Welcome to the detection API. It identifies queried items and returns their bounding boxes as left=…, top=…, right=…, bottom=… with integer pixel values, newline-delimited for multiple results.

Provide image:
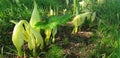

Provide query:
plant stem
left=73, top=0, right=77, bottom=15
left=33, top=49, right=37, bottom=57
left=72, top=26, right=78, bottom=34
left=18, top=50, right=22, bottom=58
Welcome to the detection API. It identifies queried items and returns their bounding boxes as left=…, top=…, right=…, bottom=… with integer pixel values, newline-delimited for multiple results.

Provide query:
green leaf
left=56, top=14, right=72, bottom=25
left=91, top=12, right=96, bottom=22
left=35, top=14, right=72, bottom=29
left=35, top=21, right=50, bottom=29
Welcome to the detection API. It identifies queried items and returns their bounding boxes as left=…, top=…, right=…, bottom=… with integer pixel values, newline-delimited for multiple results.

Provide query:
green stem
left=52, top=37, right=55, bottom=43
left=33, top=49, right=37, bottom=57
left=18, top=50, right=22, bottom=58
left=73, top=0, right=77, bottom=14
left=118, top=32, right=120, bottom=57
left=45, top=38, right=50, bottom=45
left=72, top=26, right=78, bottom=34
left=52, top=28, right=57, bottom=43
left=75, top=26, right=78, bottom=33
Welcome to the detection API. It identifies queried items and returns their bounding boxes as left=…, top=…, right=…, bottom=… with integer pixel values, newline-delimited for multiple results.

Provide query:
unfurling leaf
left=12, top=20, right=44, bottom=57
left=30, top=0, right=41, bottom=31
left=49, top=9, right=55, bottom=16
left=45, top=29, right=52, bottom=45
left=52, top=28, right=57, bottom=43
left=12, top=20, right=25, bottom=57
left=72, top=12, right=90, bottom=34
left=31, top=27, right=44, bottom=49
left=25, top=20, right=44, bottom=50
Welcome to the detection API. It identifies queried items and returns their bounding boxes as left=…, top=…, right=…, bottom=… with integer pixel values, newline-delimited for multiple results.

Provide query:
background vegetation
left=0, top=0, right=120, bottom=58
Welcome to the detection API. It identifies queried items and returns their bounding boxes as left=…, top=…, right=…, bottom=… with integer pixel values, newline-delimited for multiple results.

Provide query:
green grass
left=90, top=0, right=120, bottom=58
left=46, top=45, right=63, bottom=58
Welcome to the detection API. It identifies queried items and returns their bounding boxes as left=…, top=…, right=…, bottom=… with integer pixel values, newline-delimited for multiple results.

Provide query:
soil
left=55, top=26, right=96, bottom=58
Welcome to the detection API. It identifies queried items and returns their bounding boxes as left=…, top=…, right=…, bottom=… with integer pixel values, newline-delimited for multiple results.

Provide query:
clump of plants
left=12, top=1, right=43, bottom=57
left=12, top=0, right=72, bottom=57
left=10, top=0, right=120, bottom=58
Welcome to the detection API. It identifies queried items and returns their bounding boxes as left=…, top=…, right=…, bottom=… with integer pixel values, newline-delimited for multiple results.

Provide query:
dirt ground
left=55, top=26, right=96, bottom=58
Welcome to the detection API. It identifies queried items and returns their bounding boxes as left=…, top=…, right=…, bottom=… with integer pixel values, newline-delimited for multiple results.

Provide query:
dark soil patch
left=54, top=26, right=96, bottom=58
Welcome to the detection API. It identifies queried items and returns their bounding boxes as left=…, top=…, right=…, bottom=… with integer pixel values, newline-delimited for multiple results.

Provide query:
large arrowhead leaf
left=50, top=14, right=72, bottom=25
left=35, top=14, right=72, bottom=29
